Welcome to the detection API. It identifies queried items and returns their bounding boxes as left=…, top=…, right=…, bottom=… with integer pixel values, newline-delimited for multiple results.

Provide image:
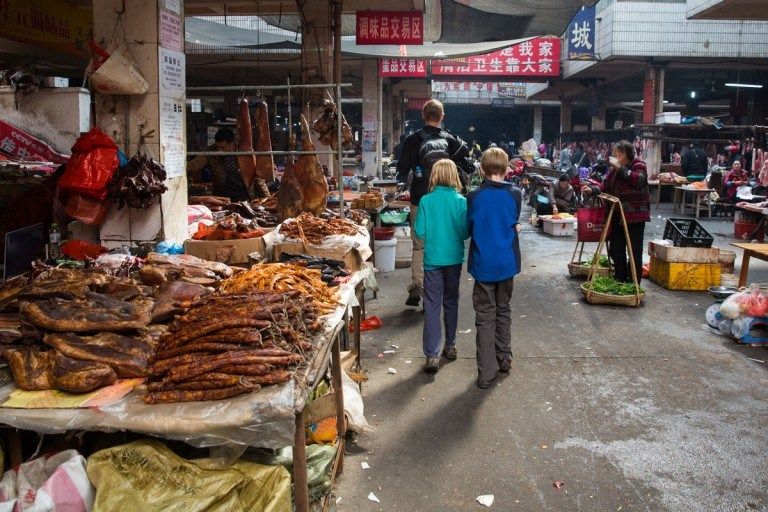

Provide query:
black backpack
left=417, top=129, right=451, bottom=174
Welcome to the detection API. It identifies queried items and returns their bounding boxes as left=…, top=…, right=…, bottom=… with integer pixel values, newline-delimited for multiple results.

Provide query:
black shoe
left=424, top=357, right=440, bottom=373
left=405, top=293, right=421, bottom=307
left=477, top=378, right=494, bottom=389
left=442, top=344, right=457, bottom=361
left=499, top=356, right=512, bottom=373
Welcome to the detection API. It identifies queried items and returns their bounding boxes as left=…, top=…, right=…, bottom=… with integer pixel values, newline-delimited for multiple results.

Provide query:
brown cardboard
left=184, top=236, right=267, bottom=265
left=647, top=241, right=719, bottom=263
left=273, top=241, right=365, bottom=271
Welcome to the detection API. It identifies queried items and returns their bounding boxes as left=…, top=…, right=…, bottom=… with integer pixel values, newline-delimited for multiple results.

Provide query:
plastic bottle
left=48, top=222, right=62, bottom=260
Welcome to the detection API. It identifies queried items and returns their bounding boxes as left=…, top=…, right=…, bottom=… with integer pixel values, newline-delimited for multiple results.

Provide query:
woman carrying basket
left=582, top=140, right=650, bottom=283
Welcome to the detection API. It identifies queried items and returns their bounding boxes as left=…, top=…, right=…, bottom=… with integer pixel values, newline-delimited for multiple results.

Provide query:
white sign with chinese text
left=158, top=47, right=185, bottom=97
left=160, top=97, right=185, bottom=178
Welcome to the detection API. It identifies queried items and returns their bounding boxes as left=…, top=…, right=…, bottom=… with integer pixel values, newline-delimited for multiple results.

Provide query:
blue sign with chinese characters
left=567, top=5, right=596, bottom=60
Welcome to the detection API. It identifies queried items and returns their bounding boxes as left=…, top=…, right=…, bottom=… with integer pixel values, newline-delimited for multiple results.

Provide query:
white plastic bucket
left=374, top=238, right=397, bottom=272
left=395, top=237, right=413, bottom=268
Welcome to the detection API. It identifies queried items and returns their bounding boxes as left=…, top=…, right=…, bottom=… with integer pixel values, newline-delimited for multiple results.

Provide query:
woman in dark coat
left=583, top=140, right=650, bottom=283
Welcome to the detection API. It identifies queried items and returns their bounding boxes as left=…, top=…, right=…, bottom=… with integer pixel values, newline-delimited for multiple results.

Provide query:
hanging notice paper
left=159, top=47, right=185, bottom=97
left=162, top=0, right=181, bottom=15
left=160, top=10, right=182, bottom=51
left=160, top=98, right=185, bottom=179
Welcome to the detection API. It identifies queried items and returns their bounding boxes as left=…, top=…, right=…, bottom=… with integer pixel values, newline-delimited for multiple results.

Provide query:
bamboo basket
left=568, top=261, right=611, bottom=278
left=580, top=282, right=645, bottom=306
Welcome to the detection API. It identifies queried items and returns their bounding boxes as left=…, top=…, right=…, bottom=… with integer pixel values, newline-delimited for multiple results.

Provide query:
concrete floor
left=336, top=204, right=768, bottom=512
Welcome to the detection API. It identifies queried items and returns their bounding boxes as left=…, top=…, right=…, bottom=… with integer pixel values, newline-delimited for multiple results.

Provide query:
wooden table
left=732, top=243, right=768, bottom=287
left=674, top=186, right=715, bottom=219
left=648, top=180, right=686, bottom=208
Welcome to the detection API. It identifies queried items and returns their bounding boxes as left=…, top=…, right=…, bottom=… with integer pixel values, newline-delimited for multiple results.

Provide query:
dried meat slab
left=2, top=346, right=53, bottom=391
left=52, top=352, right=117, bottom=394
left=44, top=332, right=152, bottom=378
left=22, top=292, right=153, bottom=332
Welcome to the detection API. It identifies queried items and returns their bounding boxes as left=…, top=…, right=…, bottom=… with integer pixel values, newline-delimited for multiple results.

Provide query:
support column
left=532, top=104, right=543, bottom=143
left=591, top=91, right=607, bottom=130
left=560, top=99, right=572, bottom=133
left=643, top=64, right=665, bottom=124
left=93, top=0, right=187, bottom=247
left=383, top=82, right=394, bottom=155
left=301, top=0, right=333, bottom=168
left=361, top=59, right=380, bottom=177
left=642, top=64, right=664, bottom=179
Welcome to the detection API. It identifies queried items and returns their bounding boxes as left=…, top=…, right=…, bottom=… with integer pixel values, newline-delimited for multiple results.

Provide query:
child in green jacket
left=414, top=159, right=470, bottom=373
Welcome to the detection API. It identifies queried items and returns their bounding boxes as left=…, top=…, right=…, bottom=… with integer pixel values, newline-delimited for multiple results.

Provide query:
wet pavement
left=336, top=204, right=768, bottom=512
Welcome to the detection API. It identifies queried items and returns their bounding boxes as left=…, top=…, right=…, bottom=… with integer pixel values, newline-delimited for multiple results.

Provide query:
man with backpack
left=681, top=140, right=710, bottom=177
left=396, top=99, right=472, bottom=307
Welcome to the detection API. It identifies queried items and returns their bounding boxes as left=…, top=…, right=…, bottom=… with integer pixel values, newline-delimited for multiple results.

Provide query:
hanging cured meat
left=312, top=98, right=354, bottom=150
left=276, top=114, right=329, bottom=220
left=236, top=97, right=258, bottom=190
left=254, top=102, right=276, bottom=183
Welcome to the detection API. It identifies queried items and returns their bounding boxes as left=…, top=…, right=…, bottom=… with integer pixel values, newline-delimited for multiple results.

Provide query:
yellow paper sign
left=2, top=379, right=143, bottom=409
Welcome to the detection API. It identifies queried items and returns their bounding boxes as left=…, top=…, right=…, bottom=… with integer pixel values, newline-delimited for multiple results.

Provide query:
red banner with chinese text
left=356, top=11, right=423, bottom=45
left=379, top=58, right=427, bottom=77
left=0, top=120, right=69, bottom=164
left=407, top=98, right=430, bottom=111
left=430, top=37, right=560, bottom=77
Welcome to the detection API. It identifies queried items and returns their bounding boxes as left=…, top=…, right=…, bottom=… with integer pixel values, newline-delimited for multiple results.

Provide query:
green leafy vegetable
left=589, top=276, right=644, bottom=295
left=587, top=255, right=611, bottom=268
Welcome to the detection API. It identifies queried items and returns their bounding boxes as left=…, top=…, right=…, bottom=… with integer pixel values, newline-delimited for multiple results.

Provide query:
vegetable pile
left=587, top=255, right=611, bottom=268
left=588, top=276, right=643, bottom=295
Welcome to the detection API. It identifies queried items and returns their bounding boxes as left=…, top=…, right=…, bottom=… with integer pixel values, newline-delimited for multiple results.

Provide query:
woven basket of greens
left=568, top=255, right=612, bottom=278
left=581, top=276, right=644, bottom=307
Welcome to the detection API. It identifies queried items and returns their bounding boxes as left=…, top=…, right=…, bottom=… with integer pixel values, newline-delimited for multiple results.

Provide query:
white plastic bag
left=0, top=450, right=94, bottom=512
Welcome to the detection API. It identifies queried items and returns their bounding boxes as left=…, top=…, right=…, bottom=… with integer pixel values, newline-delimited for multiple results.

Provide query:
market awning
left=185, top=16, right=535, bottom=59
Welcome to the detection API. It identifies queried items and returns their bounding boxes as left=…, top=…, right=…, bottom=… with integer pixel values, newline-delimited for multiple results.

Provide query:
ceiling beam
left=185, top=0, right=424, bottom=17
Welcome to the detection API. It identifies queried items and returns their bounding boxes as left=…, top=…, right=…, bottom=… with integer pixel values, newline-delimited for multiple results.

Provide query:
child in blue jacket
left=414, top=159, right=470, bottom=373
left=467, top=148, right=522, bottom=388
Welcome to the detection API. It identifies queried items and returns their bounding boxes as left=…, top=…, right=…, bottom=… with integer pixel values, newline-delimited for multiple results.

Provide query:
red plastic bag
left=577, top=206, right=606, bottom=242
left=349, top=316, right=382, bottom=332
left=65, top=193, right=111, bottom=225
left=60, top=239, right=107, bottom=260
left=59, top=129, right=119, bottom=200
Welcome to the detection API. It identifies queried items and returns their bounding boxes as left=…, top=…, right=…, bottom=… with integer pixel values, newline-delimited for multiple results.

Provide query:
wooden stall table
left=675, top=186, right=714, bottom=219
left=732, top=243, right=768, bottom=287
left=648, top=179, right=687, bottom=208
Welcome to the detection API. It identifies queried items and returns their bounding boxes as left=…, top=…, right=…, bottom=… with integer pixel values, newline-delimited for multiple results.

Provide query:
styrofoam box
left=542, top=218, right=576, bottom=236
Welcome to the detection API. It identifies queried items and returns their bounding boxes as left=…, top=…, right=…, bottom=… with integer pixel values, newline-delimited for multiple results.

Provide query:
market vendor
left=547, top=174, right=576, bottom=215
left=724, top=160, right=750, bottom=202
left=187, top=128, right=269, bottom=202
left=582, top=140, right=650, bottom=284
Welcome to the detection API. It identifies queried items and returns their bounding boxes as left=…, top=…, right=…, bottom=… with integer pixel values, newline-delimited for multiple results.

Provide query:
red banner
left=407, top=98, right=430, bottom=111
left=379, top=58, right=427, bottom=77
left=430, top=37, right=560, bottom=77
left=0, top=120, right=69, bottom=164
left=356, top=11, right=423, bottom=45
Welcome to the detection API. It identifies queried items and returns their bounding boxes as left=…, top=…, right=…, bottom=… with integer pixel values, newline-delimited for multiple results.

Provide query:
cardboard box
left=647, top=242, right=719, bottom=263
left=184, top=236, right=267, bottom=265
left=274, top=241, right=366, bottom=271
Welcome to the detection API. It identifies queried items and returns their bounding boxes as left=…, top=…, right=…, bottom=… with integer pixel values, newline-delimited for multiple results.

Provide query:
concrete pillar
left=383, top=82, right=394, bottom=155
left=642, top=64, right=665, bottom=124
left=560, top=99, right=572, bottom=133
left=93, top=0, right=187, bottom=247
left=532, top=105, right=543, bottom=143
left=591, top=91, right=607, bottom=130
left=361, top=59, right=380, bottom=177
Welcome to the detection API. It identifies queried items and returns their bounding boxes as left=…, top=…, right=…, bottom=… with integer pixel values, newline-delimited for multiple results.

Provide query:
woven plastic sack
left=86, top=440, right=290, bottom=512
left=59, top=129, right=118, bottom=200
left=0, top=450, right=94, bottom=512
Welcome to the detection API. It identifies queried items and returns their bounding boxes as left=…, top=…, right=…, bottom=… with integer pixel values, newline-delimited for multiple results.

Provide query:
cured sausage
left=143, top=382, right=257, bottom=404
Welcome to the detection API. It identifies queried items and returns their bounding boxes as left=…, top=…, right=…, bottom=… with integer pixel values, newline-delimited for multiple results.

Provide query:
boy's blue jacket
left=414, top=185, right=469, bottom=268
left=467, top=179, right=522, bottom=282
